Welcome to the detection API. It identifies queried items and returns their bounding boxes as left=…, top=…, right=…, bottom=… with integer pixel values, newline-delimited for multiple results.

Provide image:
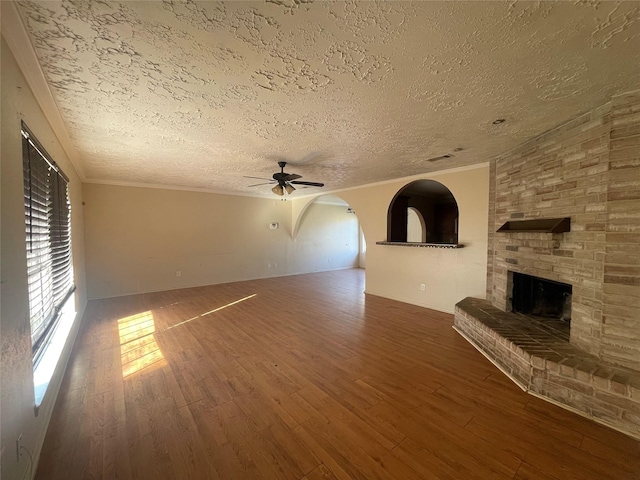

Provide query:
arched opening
left=296, top=195, right=365, bottom=270
left=387, top=179, right=459, bottom=244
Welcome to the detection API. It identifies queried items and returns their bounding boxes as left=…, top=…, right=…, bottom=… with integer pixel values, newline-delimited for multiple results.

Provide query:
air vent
left=427, top=154, right=453, bottom=162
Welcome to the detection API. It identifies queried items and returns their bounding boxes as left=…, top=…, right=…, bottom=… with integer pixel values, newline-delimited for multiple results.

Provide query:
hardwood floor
left=36, top=269, right=640, bottom=479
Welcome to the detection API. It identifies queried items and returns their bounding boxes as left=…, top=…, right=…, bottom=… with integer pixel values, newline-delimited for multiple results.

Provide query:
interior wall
left=336, top=165, right=490, bottom=314
left=83, top=184, right=359, bottom=299
left=84, top=184, right=288, bottom=298
left=1, top=37, right=87, bottom=480
left=86, top=164, right=491, bottom=316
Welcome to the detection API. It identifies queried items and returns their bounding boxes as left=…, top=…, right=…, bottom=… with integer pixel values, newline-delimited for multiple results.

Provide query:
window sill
left=376, top=241, right=463, bottom=249
left=33, top=294, right=76, bottom=413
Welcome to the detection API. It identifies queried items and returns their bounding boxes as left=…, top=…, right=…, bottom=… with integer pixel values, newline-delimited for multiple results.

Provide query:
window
left=22, top=122, right=75, bottom=366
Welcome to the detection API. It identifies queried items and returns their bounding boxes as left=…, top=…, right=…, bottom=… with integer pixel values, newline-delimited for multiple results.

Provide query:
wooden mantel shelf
left=376, top=242, right=463, bottom=249
left=497, top=217, right=571, bottom=233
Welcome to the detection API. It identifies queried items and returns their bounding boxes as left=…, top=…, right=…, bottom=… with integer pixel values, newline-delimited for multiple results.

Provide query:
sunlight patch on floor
left=118, top=311, right=165, bottom=378
left=166, top=294, right=257, bottom=330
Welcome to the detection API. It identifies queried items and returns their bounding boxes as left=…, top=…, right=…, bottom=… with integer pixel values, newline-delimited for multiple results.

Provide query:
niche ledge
left=376, top=241, right=463, bottom=249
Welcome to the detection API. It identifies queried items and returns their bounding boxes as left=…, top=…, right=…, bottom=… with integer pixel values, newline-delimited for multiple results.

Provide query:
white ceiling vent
left=426, top=154, right=453, bottom=162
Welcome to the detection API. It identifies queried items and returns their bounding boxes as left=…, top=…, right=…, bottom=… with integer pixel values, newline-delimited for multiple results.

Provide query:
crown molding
left=82, top=178, right=278, bottom=199
left=323, top=162, right=490, bottom=197
left=1, top=0, right=86, bottom=180
left=84, top=161, right=490, bottom=202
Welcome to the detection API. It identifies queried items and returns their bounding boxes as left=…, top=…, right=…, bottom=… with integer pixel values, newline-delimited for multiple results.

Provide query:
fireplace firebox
left=510, top=272, right=572, bottom=323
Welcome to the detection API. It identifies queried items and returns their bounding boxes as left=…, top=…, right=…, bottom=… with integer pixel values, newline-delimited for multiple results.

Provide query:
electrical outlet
left=267, top=263, right=272, bottom=268
left=420, top=283, right=426, bottom=291
left=273, top=262, right=277, bottom=268
left=16, top=434, right=22, bottom=462
left=176, top=271, right=181, bottom=278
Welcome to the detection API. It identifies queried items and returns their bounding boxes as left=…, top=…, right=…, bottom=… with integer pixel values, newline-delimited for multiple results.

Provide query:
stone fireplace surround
left=454, top=298, right=640, bottom=439
left=454, top=90, right=640, bottom=439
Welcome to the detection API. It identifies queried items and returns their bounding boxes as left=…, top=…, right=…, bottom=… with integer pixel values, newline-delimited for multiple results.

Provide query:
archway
left=295, top=194, right=365, bottom=269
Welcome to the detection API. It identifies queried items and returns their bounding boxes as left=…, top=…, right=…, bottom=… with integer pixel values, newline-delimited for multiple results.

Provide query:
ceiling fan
left=245, top=161, right=325, bottom=196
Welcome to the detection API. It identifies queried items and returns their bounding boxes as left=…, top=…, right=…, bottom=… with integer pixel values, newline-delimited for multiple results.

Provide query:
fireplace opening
left=511, top=272, right=572, bottom=324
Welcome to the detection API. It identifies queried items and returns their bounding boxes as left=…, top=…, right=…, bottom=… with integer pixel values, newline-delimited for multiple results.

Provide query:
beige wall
left=83, top=184, right=360, bottom=299
left=336, top=165, right=490, bottom=314
left=84, top=165, right=489, bottom=314
left=1, top=37, right=87, bottom=480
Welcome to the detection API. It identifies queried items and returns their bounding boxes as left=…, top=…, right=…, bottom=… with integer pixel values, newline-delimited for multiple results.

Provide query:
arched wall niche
left=387, top=179, right=459, bottom=244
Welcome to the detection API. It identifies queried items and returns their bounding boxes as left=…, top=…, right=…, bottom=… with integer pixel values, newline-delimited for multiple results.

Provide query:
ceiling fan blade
left=243, top=175, right=273, bottom=181
left=283, top=173, right=302, bottom=181
left=245, top=161, right=323, bottom=194
left=290, top=180, right=324, bottom=187
left=247, top=182, right=275, bottom=187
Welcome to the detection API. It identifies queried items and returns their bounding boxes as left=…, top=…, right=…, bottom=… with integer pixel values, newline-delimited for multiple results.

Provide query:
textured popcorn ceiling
left=14, top=0, right=640, bottom=196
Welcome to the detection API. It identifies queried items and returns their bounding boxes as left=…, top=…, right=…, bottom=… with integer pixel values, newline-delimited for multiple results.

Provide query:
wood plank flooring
left=36, top=269, right=640, bottom=479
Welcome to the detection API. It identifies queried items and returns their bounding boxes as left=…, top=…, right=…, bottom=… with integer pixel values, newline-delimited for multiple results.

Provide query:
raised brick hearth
left=455, top=89, right=640, bottom=438
left=454, top=297, right=640, bottom=439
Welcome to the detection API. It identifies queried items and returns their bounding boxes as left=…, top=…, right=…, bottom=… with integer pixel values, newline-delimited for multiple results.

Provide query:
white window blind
left=22, top=123, right=75, bottom=363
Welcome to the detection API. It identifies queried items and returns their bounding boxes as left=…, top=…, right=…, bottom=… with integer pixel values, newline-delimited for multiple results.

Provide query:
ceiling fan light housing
left=272, top=184, right=284, bottom=196
left=284, top=183, right=295, bottom=194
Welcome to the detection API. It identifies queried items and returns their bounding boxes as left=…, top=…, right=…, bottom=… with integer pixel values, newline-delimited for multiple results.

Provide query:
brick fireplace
left=454, top=89, right=640, bottom=439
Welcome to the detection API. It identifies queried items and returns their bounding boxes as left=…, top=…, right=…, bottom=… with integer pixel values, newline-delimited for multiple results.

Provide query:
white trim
left=88, top=266, right=358, bottom=301
left=30, top=298, right=86, bottom=480
left=363, top=290, right=455, bottom=315
left=452, top=325, right=529, bottom=392
left=83, top=178, right=276, bottom=199
left=85, top=162, right=489, bottom=200
left=33, top=295, right=77, bottom=408
left=87, top=177, right=348, bottom=200
left=1, top=1, right=86, bottom=181
left=313, top=197, right=350, bottom=206
left=324, top=162, right=490, bottom=197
